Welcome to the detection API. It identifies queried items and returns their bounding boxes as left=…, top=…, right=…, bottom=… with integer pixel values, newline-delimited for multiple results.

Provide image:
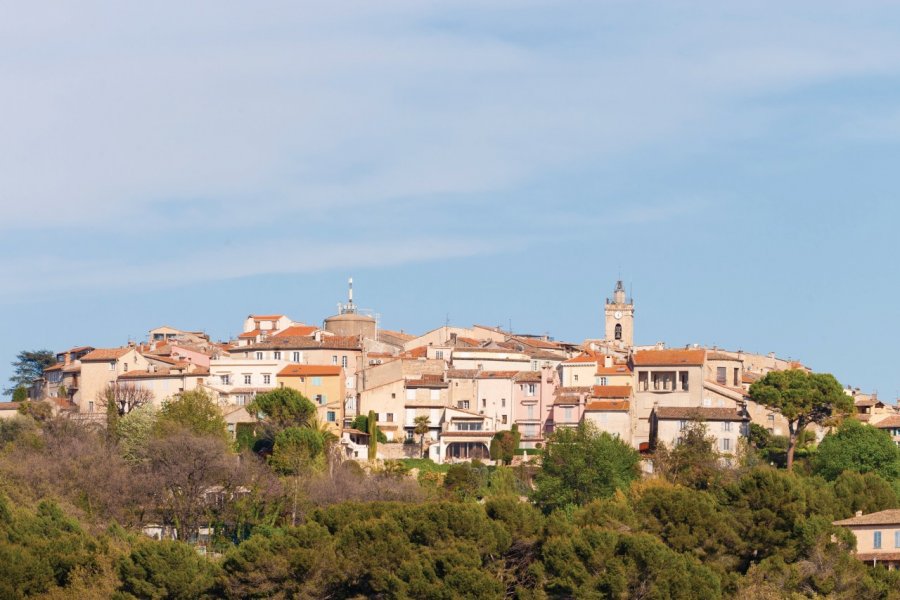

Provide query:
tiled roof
left=591, top=385, right=632, bottom=398
left=873, top=416, right=900, bottom=429
left=524, top=349, right=565, bottom=360
left=706, top=351, right=739, bottom=361
left=834, top=509, right=900, bottom=527
left=405, top=373, right=447, bottom=388
left=0, top=402, right=21, bottom=411
left=742, top=372, right=761, bottom=383
left=585, top=400, right=629, bottom=411
left=654, top=406, right=746, bottom=421
left=562, top=353, right=601, bottom=365
left=238, top=329, right=261, bottom=339
left=596, top=364, right=632, bottom=376
left=250, top=314, right=284, bottom=321
left=511, top=337, right=563, bottom=350
left=275, top=325, right=318, bottom=338
left=119, top=367, right=209, bottom=380
left=242, top=336, right=362, bottom=351
left=81, top=348, right=132, bottom=362
left=633, top=349, right=706, bottom=366
left=456, top=337, right=483, bottom=346
left=43, top=364, right=64, bottom=372
left=447, top=369, right=479, bottom=379
left=145, top=355, right=180, bottom=365
left=278, top=365, right=342, bottom=377
left=476, top=371, right=518, bottom=379
left=453, top=347, right=526, bottom=355
left=404, top=346, right=428, bottom=358
left=855, top=552, right=900, bottom=562
left=513, top=371, right=542, bottom=383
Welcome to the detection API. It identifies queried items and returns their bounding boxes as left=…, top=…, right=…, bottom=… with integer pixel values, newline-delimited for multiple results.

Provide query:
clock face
left=614, top=311, right=622, bottom=320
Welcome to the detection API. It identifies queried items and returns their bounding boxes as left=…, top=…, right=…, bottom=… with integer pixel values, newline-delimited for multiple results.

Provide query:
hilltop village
left=13, top=279, right=892, bottom=464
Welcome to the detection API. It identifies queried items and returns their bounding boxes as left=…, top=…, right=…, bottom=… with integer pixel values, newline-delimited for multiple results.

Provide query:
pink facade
left=170, top=344, right=212, bottom=368
left=511, top=367, right=558, bottom=449
left=549, top=387, right=591, bottom=432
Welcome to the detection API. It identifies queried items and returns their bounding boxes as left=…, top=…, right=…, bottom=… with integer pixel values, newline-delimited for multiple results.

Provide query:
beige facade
left=277, top=364, right=344, bottom=433
left=450, top=348, right=531, bottom=371
left=560, top=354, right=600, bottom=387
left=583, top=399, right=632, bottom=444
left=475, top=372, right=516, bottom=431
left=651, top=406, right=749, bottom=457
left=834, top=510, right=900, bottom=568
left=117, top=364, right=208, bottom=407
left=631, top=349, right=708, bottom=447
left=78, top=348, right=151, bottom=415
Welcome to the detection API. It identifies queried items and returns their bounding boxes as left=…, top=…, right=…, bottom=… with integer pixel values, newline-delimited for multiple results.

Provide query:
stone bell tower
left=604, top=280, right=634, bottom=348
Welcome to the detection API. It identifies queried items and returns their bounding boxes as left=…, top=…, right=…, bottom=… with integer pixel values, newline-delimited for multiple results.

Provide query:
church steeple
left=604, top=280, right=634, bottom=348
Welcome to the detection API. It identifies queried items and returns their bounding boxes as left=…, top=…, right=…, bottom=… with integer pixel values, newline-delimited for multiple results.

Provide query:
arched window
left=615, top=323, right=622, bottom=340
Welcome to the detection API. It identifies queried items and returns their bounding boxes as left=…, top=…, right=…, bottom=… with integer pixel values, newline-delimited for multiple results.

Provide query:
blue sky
left=1, top=2, right=898, bottom=400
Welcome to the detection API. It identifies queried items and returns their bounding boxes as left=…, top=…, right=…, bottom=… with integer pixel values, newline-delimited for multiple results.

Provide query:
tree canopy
left=5, top=350, right=55, bottom=396
left=248, top=388, right=316, bottom=434
left=813, top=419, right=900, bottom=482
left=532, top=422, right=640, bottom=512
left=155, top=389, right=227, bottom=440
left=749, top=370, right=852, bottom=470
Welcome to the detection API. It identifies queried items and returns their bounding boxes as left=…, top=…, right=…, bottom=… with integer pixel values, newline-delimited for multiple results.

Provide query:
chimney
left=605, top=355, right=613, bottom=368
left=855, top=510, right=863, bottom=517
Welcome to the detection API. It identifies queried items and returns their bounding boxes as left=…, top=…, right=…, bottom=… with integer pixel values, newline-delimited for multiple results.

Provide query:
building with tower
left=323, top=277, right=377, bottom=339
left=604, top=280, right=634, bottom=348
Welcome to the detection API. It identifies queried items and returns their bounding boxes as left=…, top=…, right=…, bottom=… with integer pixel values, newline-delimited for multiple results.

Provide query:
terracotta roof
left=591, top=385, right=632, bottom=398
left=513, top=371, right=542, bottom=383
left=119, top=367, right=209, bottom=380
left=525, top=349, right=566, bottom=360
left=406, top=374, right=448, bottom=388
left=250, top=314, right=284, bottom=321
left=452, top=347, right=526, bottom=355
left=742, top=372, right=761, bottom=383
left=633, top=349, right=706, bottom=367
left=585, top=400, right=630, bottom=411
left=706, top=351, right=739, bottom=361
left=404, top=346, right=428, bottom=358
left=511, top=337, right=563, bottom=350
left=0, top=402, right=21, bottom=411
left=241, top=336, right=361, bottom=351
left=562, top=353, right=601, bottom=365
left=855, top=552, right=900, bottom=562
left=654, top=406, right=747, bottom=421
left=275, top=325, right=318, bottom=338
left=476, top=371, right=518, bottom=379
left=456, top=337, right=483, bottom=346
left=834, top=509, right=900, bottom=527
left=447, top=369, right=479, bottom=379
left=145, top=355, right=180, bottom=365
left=377, top=329, right=416, bottom=342
left=596, top=364, right=632, bottom=376
left=43, top=364, right=64, bottom=372
left=238, top=329, right=261, bottom=339
left=873, top=416, right=900, bottom=429
left=81, top=348, right=132, bottom=362
left=67, top=346, right=94, bottom=354
left=278, top=365, right=342, bottom=377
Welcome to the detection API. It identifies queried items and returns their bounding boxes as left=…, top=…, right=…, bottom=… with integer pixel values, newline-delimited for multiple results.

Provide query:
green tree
left=351, top=414, right=387, bottom=443
left=11, top=386, right=27, bottom=402
left=155, top=389, right=227, bottom=440
left=532, top=422, right=640, bottom=512
left=367, top=410, right=378, bottom=461
left=489, top=425, right=521, bottom=465
left=17, top=399, right=52, bottom=421
left=117, top=539, right=220, bottom=599
left=413, top=414, right=430, bottom=458
left=653, top=419, right=726, bottom=490
left=831, top=471, right=899, bottom=517
left=813, top=418, right=900, bottom=481
left=116, top=404, right=158, bottom=462
left=270, top=427, right=326, bottom=526
left=749, top=370, right=852, bottom=471
left=248, top=388, right=316, bottom=435
left=5, top=349, right=55, bottom=396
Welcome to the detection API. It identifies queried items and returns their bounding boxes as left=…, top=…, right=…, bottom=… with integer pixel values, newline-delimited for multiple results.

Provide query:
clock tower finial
left=604, top=280, right=634, bottom=348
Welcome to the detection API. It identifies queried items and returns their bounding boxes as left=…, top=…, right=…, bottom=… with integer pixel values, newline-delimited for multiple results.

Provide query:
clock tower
left=604, top=280, right=634, bottom=348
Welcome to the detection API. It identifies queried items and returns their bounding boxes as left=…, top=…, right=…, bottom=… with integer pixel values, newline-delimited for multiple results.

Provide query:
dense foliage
left=1, top=401, right=899, bottom=598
